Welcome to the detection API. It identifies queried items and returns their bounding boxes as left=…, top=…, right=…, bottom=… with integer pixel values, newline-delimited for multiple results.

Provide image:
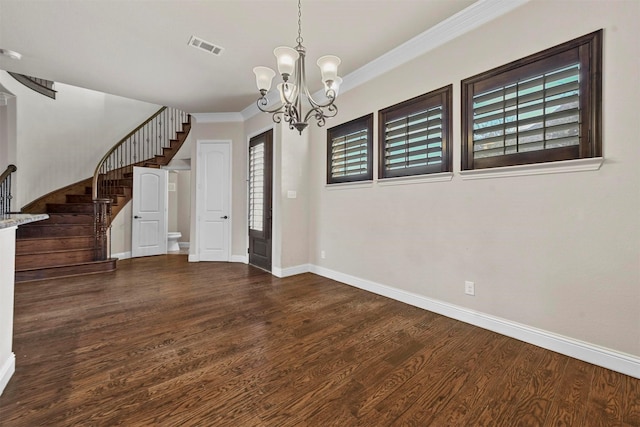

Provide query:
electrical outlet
left=465, top=281, right=475, bottom=296
left=321, top=250, right=326, bottom=259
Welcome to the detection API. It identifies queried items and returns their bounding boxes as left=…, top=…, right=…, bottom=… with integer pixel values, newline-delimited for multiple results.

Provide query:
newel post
left=94, top=198, right=112, bottom=261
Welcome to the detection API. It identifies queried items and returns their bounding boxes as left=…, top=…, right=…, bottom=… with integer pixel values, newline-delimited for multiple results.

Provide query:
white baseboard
left=272, top=264, right=310, bottom=278
left=0, top=352, right=15, bottom=396
left=112, top=251, right=132, bottom=260
left=188, top=254, right=199, bottom=262
left=309, top=264, right=640, bottom=379
left=230, top=255, right=248, bottom=264
left=178, top=242, right=190, bottom=249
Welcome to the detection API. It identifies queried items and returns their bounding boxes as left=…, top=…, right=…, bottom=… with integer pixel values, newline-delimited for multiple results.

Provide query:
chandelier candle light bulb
left=253, top=66, right=276, bottom=94
left=274, top=47, right=299, bottom=78
left=317, top=55, right=340, bottom=83
left=253, top=0, right=341, bottom=134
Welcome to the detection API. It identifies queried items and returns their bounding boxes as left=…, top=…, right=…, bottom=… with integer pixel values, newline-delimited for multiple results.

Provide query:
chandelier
left=253, top=0, right=342, bottom=134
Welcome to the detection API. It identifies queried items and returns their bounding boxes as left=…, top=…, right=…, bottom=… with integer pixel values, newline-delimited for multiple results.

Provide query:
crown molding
left=239, top=0, right=530, bottom=122
left=339, top=0, right=530, bottom=95
left=191, top=112, right=244, bottom=123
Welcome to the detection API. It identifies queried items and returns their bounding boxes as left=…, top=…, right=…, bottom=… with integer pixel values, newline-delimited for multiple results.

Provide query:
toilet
left=167, top=232, right=182, bottom=252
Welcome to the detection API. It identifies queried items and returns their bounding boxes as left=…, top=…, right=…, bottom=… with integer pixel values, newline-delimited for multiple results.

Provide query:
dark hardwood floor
left=1, top=255, right=638, bottom=426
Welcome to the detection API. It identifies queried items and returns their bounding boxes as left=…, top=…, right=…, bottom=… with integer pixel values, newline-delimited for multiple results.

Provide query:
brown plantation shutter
left=462, top=30, right=602, bottom=170
left=472, top=64, right=581, bottom=160
left=379, top=85, right=452, bottom=179
left=327, top=114, right=373, bottom=184
left=330, top=129, right=368, bottom=179
left=383, top=106, right=443, bottom=175
left=249, top=141, right=265, bottom=232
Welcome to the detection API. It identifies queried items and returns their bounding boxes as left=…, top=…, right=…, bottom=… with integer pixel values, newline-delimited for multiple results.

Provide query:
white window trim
left=325, top=180, right=374, bottom=190
left=458, top=157, right=604, bottom=180
left=377, top=172, right=453, bottom=186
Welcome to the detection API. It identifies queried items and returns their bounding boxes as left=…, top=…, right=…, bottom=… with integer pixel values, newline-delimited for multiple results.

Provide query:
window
left=461, top=30, right=602, bottom=170
left=378, top=85, right=452, bottom=179
left=249, top=139, right=266, bottom=232
left=327, top=114, right=373, bottom=184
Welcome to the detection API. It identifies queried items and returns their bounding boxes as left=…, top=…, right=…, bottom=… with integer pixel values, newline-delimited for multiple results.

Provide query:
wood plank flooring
left=1, top=255, right=638, bottom=426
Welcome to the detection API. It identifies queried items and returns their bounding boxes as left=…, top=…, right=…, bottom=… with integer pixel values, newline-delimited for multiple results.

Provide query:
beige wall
left=176, top=170, right=191, bottom=242
left=0, top=83, right=17, bottom=173
left=307, top=0, right=640, bottom=357
left=168, top=171, right=178, bottom=232
left=110, top=201, right=132, bottom=256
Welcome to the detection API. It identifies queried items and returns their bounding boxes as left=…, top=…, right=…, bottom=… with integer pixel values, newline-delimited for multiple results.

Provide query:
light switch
left=287, top=190, right=297, bottom=199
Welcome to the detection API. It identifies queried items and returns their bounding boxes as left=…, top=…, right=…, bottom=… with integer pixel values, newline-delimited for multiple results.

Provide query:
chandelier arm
left=305, top=91, right=338, bottom=110
left=299, top=76, right=338, bottom=109
left=303, top=103, right=338, bottom=125
left=285, top=102, right=300, bottom=124
left=256, top=97, right=286, bottom=115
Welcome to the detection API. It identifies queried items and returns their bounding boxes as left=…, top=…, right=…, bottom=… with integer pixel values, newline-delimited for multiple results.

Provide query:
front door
left=131, top=166, right=168, bottom=257
left=196, top=141, right=231, bottom=261
left=248, top=130, right=273, bottom=271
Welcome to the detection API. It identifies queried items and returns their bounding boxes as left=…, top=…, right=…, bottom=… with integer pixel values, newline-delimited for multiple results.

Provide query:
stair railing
left=92, top=106, right=189, bottom=260
left=8, top=72, right=57, bottom=99
left=0, top=164, right=17, bottom=216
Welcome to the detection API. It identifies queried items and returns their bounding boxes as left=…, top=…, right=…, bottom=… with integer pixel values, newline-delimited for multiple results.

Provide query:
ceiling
left=0, top=0, right=476, bottom=114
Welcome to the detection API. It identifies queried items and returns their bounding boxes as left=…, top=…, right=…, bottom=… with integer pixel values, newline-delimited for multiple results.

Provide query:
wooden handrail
left=91, top=107, right=167, bottom=199
left=1, top=164, right=17, bottom=215
left=0, top=164, right=17, bottom=184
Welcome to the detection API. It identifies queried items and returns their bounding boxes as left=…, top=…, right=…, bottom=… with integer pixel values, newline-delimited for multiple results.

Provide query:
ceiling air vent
left=188, top=35, right=224, bottom=56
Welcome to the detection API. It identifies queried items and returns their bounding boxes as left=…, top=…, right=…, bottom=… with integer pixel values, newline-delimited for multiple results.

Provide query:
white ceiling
left=0, top=0, right=477, bottom=114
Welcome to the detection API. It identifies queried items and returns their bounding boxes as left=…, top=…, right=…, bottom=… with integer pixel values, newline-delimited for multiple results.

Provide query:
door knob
left=134, top=215, right=142, bottom=219
left=221, top=215, right=228, bottom=219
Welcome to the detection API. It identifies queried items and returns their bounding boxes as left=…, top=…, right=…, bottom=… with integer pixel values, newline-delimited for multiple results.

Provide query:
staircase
left=16, top=107, right=191, bottom=283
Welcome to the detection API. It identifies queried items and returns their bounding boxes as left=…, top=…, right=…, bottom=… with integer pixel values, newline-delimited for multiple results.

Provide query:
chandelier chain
left=296, top=0, right=303, bottom=45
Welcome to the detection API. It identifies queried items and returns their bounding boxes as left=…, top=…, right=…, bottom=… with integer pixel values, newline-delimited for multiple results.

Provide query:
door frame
left=246, top=125, right=276, bottom=266
left=247, top=128, right=274, bottom=271
left=191, top=139, right=232, bottom=262
left=131, top=166, right=168, bottom=258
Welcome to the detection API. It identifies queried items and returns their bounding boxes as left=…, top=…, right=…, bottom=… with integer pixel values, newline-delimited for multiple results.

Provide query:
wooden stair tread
left=37, top=213, right=94, bottom=224
left=15, top=258, right=118, bottom=283
left=17, top=247, right=94, bottom=256
left=46, top=203, right=94, bottom=214
left=16, top=235, right=93, bottom=245
left=17, top=223, right=93, bottom=239
left=16, top=248, right=95, bottom=270
left=17, top=239, right=93, bottom=255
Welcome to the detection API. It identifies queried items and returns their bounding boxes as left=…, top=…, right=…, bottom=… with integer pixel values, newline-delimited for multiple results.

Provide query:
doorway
left=131, top=166, right=168, bottom=257
left=167, top=168, right=191, bottom=254
left=248, top=130, right=273, bottom=271
left=195, top=140, right=231, bottom=262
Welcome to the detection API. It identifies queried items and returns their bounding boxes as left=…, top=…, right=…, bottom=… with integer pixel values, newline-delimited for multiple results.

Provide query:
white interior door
left=131, top=166, right=168, bottom=257
left=196, top=141, right=230, bottom=261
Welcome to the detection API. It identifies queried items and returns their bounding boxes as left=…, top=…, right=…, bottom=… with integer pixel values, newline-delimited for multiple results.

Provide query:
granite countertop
left=0, top=213, right=49, bottom=230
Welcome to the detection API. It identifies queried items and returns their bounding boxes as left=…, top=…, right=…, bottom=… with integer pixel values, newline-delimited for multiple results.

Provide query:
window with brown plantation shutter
left=379, top=85, right=452, bottom=179
left=462, top=30, right=602, bottom=170
left=327, top=114, right=373, bottom=184
left=249, top=140, right=265, bottom=232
